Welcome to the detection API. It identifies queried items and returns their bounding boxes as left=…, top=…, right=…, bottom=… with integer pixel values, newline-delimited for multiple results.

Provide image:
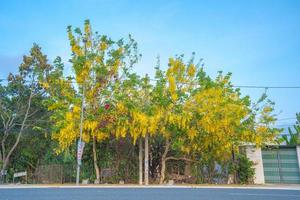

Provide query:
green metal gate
left=262, top=146, right=300, bottom=184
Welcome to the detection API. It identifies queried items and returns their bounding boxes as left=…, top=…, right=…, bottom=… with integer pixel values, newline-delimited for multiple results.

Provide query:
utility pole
left=76, top=86, right=85, bottom=185
left=76, top=38, right=87, bottom=185
left=143, top=75, right=150, bottom=186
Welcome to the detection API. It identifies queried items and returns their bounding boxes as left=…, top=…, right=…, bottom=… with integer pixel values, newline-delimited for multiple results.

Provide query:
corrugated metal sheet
left=262, top=147, right=300, bottom=184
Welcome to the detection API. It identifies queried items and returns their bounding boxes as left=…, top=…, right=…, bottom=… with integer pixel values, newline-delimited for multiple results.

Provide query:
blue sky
left=0, top=0, right=299, bottom=129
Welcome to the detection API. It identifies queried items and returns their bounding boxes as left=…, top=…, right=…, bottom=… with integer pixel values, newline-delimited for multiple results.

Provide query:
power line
left=233, top=85, right=300, bottom=89
left=276, top=117, right=297, bottom=121
left=276, top=124, right=295, bottom=127
left=1, top=78, right=300, bottom=89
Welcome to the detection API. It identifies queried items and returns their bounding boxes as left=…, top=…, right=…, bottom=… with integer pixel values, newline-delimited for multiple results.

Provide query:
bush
left=237, top=154, right=255, bottom=184
left=228, top=154, right=255, bottom=184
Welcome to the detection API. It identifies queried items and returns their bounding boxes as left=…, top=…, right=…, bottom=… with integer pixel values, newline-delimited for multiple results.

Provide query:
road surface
left=0, top=187, right=300, bottom=200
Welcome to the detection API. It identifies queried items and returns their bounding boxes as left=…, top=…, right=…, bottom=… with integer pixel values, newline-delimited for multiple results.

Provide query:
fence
left=34, top=164, right=76, bottom=184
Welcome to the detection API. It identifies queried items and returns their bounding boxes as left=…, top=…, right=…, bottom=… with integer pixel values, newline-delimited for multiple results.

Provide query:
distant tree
left=281, top=113, right=300, bottom=145
left=0, top=44, right=52, bottom=181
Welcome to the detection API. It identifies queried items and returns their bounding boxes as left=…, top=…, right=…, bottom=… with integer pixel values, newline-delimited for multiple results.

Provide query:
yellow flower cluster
left=168, top=76, right=177, bottom=101
left=71, top=45, right=83, bottom=56
left=52, top=105, right=81, bottom=152
left=187, top=64, right=196, bottom=77
left=99, top=42, right=108, bottom=51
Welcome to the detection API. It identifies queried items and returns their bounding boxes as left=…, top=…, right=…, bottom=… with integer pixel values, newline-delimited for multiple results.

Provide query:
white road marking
left=229, top=193, right=300, bottom=197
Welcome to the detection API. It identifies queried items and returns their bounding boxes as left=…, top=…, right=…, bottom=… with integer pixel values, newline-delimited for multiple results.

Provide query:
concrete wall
left=297, top=146, right=300, bottom=171
left=245, top=146, right=265, bottom=184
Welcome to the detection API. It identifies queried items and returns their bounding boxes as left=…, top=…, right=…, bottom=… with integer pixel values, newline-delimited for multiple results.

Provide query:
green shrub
left=228, top=154, right=255, bottom=184
left=237, top=154, right=255, bottom=184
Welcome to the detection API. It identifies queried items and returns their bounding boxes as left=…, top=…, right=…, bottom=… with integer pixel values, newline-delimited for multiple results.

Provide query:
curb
left=0, top=184, right=300, bottom=190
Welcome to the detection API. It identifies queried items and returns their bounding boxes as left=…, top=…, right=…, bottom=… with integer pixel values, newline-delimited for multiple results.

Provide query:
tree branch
left=2, top=87, right=33, bottom=170
left=165, top=156, right=198, bottom=163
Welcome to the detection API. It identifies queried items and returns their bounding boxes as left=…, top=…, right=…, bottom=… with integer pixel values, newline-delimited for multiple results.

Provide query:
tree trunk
left=93, top=136, right=100, bottom=183
left=0, top=147, right=2, bottom=165
left=139, top=138, right=143, bottom=185
left=159, top=139, right=170, bottom=184
left=2, top=90, right=33, bottom=173
left=184, top=161, right=192, bottom=177
left=231, top=148, right=237, bottom=184
left=1, top=134, right=6, bottom=163
left=144, top=133, right=149, bottom=185
left=207, top=161, right=214, bottom=184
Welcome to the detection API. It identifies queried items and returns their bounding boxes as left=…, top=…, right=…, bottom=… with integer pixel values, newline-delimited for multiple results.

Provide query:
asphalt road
left=0, top=188, right=300, bottom=200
